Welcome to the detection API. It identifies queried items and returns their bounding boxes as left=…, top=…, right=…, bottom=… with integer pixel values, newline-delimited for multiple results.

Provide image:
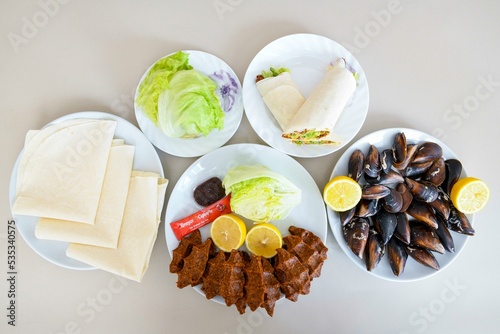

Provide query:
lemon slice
left=450, top=177, right=490, bottom=214
left=323, top=175, right=362, bottom=212
left=210, top=214, right=246, bottom=252
left=245, top=223, right=282, bottom=258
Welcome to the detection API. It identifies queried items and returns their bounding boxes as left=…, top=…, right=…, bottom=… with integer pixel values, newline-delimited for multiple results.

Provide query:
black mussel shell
left=406, top=200, right=439, bottom=229
left=435, top=215, right=455, bottom=253
left=364, top=145, right=381, bottom=178
left=365, top=170, right=404, bottom=186
left=343, top=217, right=370, bottom=259
left=394, top=212, right=411, bottom=244
left=380, top=149, right=393, bottom=174
left=382, top=188, right=404, bottom=213
left=443, top=159, right=463, bottom=195
left=427, top=189, right=451, bottom=220
left=409, top=221, right=445, bottom=254
left=393, top=144, right=418, bottom=171
left=387, top=237, right=408, bottom=276
left=392, top=132, right=407, bottom=163
left=405, top=178, right=439, bottom=203
left=373, top=209, right=398, bottom=244
left=412, top=142, right=443, bottom=164
left=396, top=183, right=413, bottom=212
left=446, top=206, right=475, bottom=236
left=423, top=157, right=446, bottom=186
left=339, top=207, right=356, bottom=226
left=405, top=245, right=440, bottom=270
left=404, top=160, right=434, bottom=179
left=365, top=228, right=386, bottom=271
left=362, top=184, right=391, bottom=200
left=348, top=149, right=364, bottom=182
left=356, top=199, right=381, bottom=218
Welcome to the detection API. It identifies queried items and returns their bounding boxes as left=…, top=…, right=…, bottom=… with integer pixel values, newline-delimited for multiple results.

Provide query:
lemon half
left=323, top=175, right=362, bottom=212
left=245, top=223, right=282, bottom=258
left=210, top=214, right=246, bottom=252
left=450, top=177, right=490, bottom=214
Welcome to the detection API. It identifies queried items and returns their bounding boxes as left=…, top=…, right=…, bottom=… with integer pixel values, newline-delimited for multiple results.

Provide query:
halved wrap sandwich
left=256, top=68, right=305, bottom=130
left=282, top=58, right=356, bottom=145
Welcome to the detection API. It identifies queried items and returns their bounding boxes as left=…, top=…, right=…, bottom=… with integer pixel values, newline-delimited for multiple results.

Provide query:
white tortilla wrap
left=66, top=173, right=168, bottom=282
left=12, top=119, right=116, bottom=224
left=35, top=144, right=135, bottom=248
left=283, top=59, right=356, bottom=144
left=256, top=72, right=305, bottom=130
left=17, top=119, right=97, bottom=196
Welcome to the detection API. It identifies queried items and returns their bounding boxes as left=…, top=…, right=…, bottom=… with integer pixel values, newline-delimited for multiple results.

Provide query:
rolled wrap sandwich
left=256, top=68, right=305, bottom=130
left=282, top=58, right=356, bottom=145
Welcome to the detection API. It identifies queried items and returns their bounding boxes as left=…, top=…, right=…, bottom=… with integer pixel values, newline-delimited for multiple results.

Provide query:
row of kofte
left=169, top=226, right=328, bottom=317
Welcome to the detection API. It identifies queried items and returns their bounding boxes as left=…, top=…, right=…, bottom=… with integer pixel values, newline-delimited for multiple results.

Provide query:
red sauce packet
left=170, top=194, right=232, bottom=240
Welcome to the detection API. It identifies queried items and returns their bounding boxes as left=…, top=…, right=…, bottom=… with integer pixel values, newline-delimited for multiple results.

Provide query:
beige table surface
left=1, top=1, right=499, bottom=333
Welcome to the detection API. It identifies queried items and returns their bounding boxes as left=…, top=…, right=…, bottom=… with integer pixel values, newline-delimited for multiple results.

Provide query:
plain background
left=1, top=1, right=499, bottom=333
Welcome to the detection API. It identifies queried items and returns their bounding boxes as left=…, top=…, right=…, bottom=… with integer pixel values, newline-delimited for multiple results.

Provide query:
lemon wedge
left=323, top=175, right=362, bottom=212
left=210, top=214, right=246, bottom=252
left=450, top=177, right=490, bottom=214
left=245, top=223, right=282, bottom=258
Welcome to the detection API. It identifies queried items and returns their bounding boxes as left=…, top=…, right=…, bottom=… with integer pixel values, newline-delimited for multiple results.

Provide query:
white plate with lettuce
left=242, top=33, right=369, bottom=158
left=135, top=50, right=243, bottom=157
left=164, top=143, right=328, bottom=304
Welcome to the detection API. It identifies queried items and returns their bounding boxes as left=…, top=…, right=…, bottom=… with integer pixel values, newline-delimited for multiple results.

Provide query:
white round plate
left=165, top=143, right=328, bottom=303
left=327, top=128, right=472, bottom=282
left=243, top=33, right=369, bottom=158
left=9, top=111, right=164, bottom=270
left=134, top=50, right=244, bottom=158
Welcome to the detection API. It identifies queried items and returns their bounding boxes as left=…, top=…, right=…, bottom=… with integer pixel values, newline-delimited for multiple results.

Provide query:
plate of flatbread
left=9, top=111, right=165, bottom=276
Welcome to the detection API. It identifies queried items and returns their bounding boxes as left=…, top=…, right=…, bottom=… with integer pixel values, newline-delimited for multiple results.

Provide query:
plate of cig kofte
left=164, top=144, right=329, bottom=316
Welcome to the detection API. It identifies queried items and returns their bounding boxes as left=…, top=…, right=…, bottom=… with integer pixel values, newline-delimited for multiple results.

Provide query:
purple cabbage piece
left=210, top=70, right=239, bottom=112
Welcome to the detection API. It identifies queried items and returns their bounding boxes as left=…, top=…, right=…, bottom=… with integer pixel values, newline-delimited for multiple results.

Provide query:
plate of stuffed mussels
left=327, top=128, right=474, bottom=282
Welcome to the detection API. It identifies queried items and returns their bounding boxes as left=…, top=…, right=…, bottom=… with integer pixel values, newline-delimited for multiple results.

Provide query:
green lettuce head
left=222, top=165, right=301, bottom=222
left=136, top=51, right=224, bottom=138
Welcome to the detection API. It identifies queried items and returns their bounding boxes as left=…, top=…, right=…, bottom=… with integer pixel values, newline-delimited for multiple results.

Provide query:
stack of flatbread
left=257, top=58, right=356, bottom=145
left=11, top=118, right=168, bottom=282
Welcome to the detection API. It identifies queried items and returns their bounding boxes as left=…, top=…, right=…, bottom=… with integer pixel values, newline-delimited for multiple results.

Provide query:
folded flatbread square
left=12, top=119, right=117, bottom=224
left=66, top=172, right=168, bottom=282
left=34, top=144, right=135, bottom=248
left=256, top=71, right=305, bottom=130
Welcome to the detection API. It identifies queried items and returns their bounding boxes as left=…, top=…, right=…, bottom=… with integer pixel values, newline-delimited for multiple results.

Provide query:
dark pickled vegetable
left=193, top=177, right=225, bottom=206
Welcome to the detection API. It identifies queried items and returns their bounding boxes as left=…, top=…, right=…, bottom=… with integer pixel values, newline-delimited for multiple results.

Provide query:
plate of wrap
left=243, top=33, right=369, bottom=158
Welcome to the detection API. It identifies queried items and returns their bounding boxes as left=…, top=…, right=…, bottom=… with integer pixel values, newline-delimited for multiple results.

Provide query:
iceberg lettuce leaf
left=136, top=51, right=192, bottom=124
left=222, top=165, right=301, bottom=222
left=157, top=69, right=224, bottom=138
